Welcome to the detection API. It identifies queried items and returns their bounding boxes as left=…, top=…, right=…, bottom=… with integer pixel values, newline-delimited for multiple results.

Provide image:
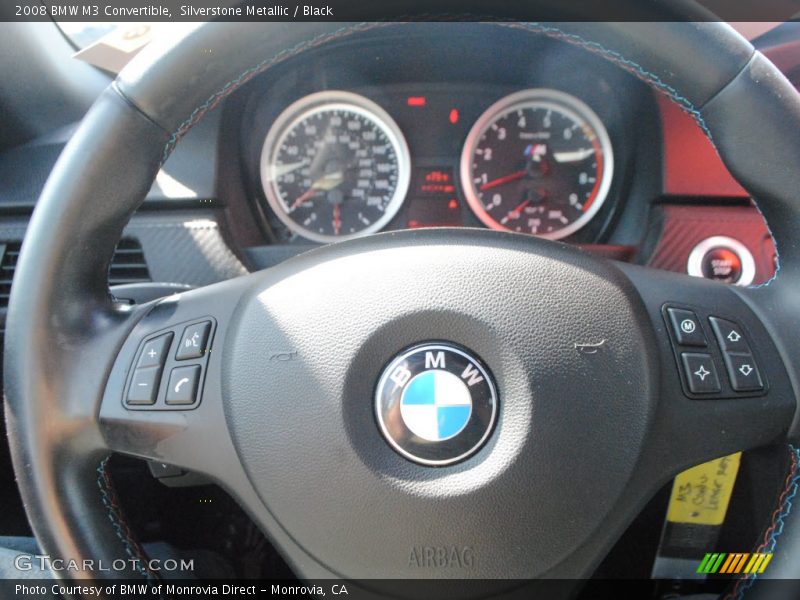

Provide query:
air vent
left=0, top=238, right=150, bottom=310
left=108, top=237, right=151, bottom=286
left=0, top=241, right=21, bottom=310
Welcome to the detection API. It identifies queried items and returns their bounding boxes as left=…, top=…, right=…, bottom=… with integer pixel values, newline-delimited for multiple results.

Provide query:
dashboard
left=0, top=22, right=789, bottom=308
left=226, top=26, right=649, bottom=250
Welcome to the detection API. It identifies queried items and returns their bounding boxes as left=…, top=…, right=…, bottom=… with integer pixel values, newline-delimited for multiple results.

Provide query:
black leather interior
left=4, top=89, right=168, bottom=579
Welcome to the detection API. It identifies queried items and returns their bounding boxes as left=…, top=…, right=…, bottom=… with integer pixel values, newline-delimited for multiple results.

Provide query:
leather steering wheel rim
left=5, top=12, right=800, bottom=596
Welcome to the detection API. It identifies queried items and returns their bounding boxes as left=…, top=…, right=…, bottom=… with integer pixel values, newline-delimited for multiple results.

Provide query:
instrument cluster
left=234, top=31, right=645, bottom=248
left=257, top=85, right=618, bottom=244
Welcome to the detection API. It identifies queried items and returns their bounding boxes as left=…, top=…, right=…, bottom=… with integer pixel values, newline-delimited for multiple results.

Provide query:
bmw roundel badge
left=375, top=343, right=498, bottom=466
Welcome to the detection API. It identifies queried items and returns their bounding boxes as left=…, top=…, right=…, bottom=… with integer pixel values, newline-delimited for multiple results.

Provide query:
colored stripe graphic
left=697, top=553, right=773, bottom=574
left=696, top=553, right=713, bottom=574
left=711, top=554, right=726, bottom=573
left=719, top=554, right=736, bottom=574
left=731, top=553, right=749, bottom=573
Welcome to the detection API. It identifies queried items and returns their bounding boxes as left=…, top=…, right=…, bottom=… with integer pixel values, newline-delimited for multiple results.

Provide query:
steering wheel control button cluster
left=663, top=304, right=767, bottom=399
left=136, top=332, right=173, bottom=369
left=375, top=342, right=498, bottom=466
left=124, top=318, right=215, bottom=410
left=681, top=353, right=721, bottom=394
left=166, top=366, right=201, bottom=405
left=126, top=367, right=161, bottom=405
left=667, top=308, right=707, bottom=347
left=176, top=321, right=212, bottom=360
left=722, top=353, right=763, bottom=392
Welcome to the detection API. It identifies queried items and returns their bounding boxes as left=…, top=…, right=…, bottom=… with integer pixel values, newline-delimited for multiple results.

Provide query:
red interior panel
left=659, top=96, right=748, bottom=198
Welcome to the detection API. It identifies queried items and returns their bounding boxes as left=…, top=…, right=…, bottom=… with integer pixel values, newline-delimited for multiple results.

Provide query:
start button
left=687, top=236, right=755, bottom=286
left=701, top=247, right=742, bottom=282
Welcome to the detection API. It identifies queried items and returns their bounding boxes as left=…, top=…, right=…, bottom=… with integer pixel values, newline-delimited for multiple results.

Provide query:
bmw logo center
left=375, top=343, right=498, bottom=466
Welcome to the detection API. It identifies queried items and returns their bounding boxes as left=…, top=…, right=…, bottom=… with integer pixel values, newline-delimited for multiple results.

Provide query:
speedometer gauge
left=460, top=89, right=614, bottom=239
left=260, top=91, right=411, bottom=243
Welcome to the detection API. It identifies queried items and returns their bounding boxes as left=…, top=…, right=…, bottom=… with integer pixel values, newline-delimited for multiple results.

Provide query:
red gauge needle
left=333, top=204, right=342, bottom=235
left=289, top=187, right=320, bottom=212
left=500, top=199, right=531, bottom=225
left=479, top=170, right=526, bottom=191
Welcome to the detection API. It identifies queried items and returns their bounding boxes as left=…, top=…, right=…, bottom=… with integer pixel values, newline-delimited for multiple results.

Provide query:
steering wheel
left=5, top=13, right=800, bottom=597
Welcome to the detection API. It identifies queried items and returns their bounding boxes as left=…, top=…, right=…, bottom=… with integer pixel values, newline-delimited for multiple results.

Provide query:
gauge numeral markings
left=462, top=91, right=612, bottom=238
left=263, top=96, right=408, bottom=242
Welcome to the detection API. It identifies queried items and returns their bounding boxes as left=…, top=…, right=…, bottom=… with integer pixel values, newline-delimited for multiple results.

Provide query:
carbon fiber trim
left=0, top=212, right=246, bottom=292
left=124, top=212, right=247, bottom=286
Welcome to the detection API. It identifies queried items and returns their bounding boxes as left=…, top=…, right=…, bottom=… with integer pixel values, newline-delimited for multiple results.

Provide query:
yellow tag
left=667, top=452, right=742, bottom=526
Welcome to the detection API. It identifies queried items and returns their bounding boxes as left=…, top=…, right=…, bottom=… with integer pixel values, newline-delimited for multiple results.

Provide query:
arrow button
left=724, top=352, right=764, bottom=392
left=709, top=317, right=750, bottom=353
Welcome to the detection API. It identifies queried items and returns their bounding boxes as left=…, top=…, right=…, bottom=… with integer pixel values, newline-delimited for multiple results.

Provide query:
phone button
left=165, top=365, right=201, bottom=405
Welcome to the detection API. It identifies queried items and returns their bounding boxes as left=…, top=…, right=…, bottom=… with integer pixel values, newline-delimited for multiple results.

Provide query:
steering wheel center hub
left=221, top=229, right=657, bottom=578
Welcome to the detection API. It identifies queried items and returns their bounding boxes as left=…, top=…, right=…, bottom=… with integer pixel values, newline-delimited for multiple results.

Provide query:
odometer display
left=460, top=89, right=614, bottom=239
left=261, top=91, right=410, bottom=243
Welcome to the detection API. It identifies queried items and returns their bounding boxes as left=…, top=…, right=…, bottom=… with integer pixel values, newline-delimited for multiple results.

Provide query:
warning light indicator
left=449, top=109, right=459, bottom=124
left=407, top=96, right=427, bottom=107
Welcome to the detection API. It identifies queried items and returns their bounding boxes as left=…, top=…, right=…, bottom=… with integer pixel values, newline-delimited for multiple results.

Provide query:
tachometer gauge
left=260, top=91, right=411, bottom=243
left=460, top=89, right=614, bottom=239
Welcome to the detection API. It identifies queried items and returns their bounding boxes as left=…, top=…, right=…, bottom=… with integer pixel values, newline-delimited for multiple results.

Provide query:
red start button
left=701, top=247, right=742, bottom=283
left=687, top=236, right=756, bottom=286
